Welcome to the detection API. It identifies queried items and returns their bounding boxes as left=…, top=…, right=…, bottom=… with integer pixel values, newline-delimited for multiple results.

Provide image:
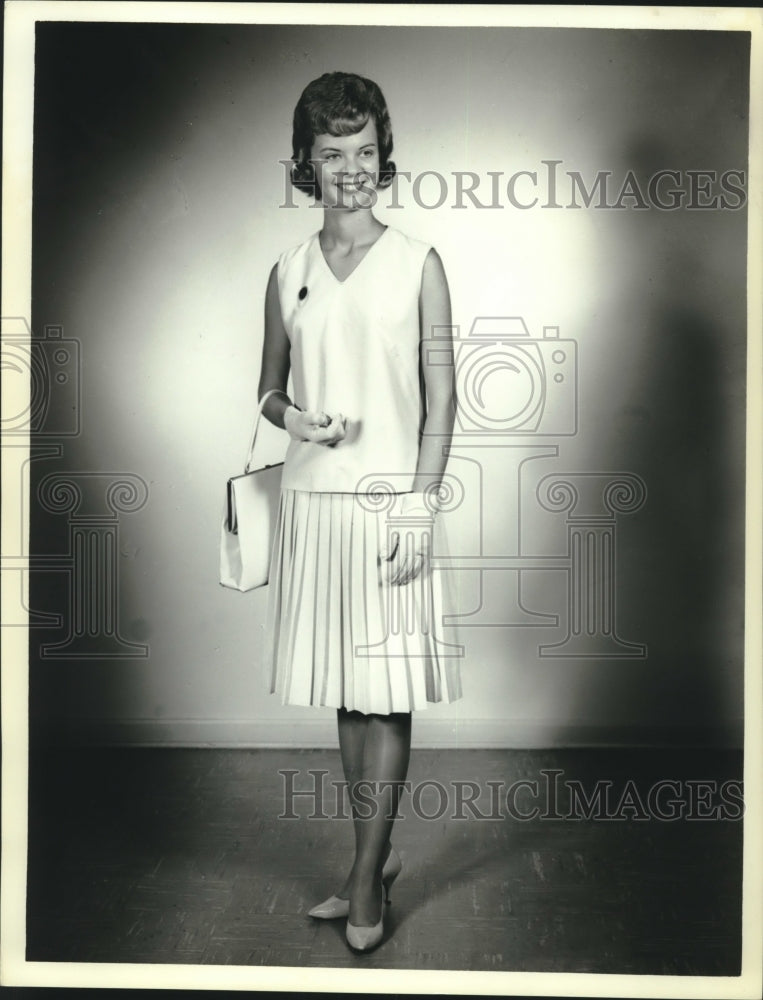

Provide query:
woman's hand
left=284, top=406, right=347, bottom=446
left=380, top=493, right=435, bottom=586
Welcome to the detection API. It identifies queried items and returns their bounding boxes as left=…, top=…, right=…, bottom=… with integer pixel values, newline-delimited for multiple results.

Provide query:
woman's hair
left=290, top=71, right=397, bottom=196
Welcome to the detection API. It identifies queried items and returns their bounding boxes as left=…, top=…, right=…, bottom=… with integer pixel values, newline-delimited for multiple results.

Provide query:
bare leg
left=346, top=711, right=412, bottom=927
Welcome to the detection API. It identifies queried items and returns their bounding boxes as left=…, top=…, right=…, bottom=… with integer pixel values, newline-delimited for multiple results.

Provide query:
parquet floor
left=26, top=746, right=743, bottom=973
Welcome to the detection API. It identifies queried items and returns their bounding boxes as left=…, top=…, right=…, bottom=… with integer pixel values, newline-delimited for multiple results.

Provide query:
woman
left=258, top=71, right=461, bottom=952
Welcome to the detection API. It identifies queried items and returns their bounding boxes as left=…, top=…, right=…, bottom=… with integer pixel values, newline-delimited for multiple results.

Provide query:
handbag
left=219, top=388, right=284, bottom=591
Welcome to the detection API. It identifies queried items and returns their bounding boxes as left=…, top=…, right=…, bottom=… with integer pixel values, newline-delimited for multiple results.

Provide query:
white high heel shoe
left=345, top=877, right=390, bottom=953
left=307, top=846, right=402, bottom=920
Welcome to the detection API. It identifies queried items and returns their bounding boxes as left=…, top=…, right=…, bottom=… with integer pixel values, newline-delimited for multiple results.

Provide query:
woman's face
left=310, top=117, right=380, bottom=210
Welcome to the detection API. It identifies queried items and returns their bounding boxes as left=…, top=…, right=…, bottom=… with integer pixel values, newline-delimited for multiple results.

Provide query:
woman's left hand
left=379, top=494, right=435, bottom=586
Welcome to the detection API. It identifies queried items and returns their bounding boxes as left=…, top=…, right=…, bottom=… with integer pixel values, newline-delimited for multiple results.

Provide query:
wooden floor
left=26, top=746, right=743, bottom=973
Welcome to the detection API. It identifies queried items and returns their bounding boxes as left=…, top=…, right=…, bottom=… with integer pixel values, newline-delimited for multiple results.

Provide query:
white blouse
left=277, top=226, right=432, bottom=493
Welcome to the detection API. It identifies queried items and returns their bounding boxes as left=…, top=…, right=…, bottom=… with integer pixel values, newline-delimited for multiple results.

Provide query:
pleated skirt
left=264, top=490, right=463, bottom=715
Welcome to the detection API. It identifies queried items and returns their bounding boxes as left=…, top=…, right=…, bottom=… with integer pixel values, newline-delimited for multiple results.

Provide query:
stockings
left=336, top=708, right=412, bottom=924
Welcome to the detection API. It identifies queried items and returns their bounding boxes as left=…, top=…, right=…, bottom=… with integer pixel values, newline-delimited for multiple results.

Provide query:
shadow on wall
left=594, top=254, right=744, bottom=733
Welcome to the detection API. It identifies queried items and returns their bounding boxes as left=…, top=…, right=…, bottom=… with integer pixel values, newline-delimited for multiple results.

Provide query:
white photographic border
left=2, top=2, right=761, bottom=996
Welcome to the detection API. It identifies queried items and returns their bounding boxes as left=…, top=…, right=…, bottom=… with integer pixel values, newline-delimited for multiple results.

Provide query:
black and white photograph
left=2, top=2, right=761, bottom=995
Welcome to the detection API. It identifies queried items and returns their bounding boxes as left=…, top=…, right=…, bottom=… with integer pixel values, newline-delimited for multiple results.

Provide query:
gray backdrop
left=25, top=23, right=748, bottom=748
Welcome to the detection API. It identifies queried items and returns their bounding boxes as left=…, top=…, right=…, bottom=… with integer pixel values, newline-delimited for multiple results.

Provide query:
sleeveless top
left=276, top=226, right=432, bottom=493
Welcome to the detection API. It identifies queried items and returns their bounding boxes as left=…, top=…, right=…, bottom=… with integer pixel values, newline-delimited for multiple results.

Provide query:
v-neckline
left=316, top=226, right=389, bottom=284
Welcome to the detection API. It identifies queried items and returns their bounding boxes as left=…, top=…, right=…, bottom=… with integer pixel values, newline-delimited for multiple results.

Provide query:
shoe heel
left=382, top=868, right=399, bottom=905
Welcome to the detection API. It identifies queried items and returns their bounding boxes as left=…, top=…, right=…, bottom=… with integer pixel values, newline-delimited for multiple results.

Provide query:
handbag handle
left=244, top=388, right=286, bottom=474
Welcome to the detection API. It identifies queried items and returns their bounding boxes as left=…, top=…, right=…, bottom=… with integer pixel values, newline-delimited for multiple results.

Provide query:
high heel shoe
left=345, top=882, right=387, bottom=953
left=307, top=846, right=401, bottom=920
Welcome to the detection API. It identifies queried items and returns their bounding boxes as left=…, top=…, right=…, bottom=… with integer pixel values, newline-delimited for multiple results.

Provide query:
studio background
left=27, top=22, right=748, bottom=749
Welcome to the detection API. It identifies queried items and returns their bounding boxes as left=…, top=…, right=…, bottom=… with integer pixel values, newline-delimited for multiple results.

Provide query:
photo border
left=2, top=2, right=761, bottom=996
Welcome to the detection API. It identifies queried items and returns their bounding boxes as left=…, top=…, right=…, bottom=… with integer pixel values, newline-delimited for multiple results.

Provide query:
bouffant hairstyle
left=290, top=71, right=397, bottom=196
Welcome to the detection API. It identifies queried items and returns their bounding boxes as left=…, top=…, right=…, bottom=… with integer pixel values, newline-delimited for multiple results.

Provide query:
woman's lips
left=336, top=175, right=371, bottom=191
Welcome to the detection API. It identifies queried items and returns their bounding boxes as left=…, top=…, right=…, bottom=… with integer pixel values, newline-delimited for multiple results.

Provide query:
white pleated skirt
left=264, top=490, right=463, bottom=715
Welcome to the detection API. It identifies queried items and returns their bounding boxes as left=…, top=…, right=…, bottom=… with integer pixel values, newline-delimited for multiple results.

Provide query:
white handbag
left=219, top=389, right=284, bottom=591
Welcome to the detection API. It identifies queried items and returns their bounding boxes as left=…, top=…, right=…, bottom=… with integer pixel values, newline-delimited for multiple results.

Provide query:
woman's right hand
left=284, top=406, right=347, bottom=446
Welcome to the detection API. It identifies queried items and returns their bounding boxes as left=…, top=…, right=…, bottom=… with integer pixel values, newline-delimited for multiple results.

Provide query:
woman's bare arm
left=258, top=263, right=346, bottom=443
left=258, top=264, right=293, bottom=428
left=413, top=247, right=457, bottom=495
left=385, top=248, right=456, bottom=585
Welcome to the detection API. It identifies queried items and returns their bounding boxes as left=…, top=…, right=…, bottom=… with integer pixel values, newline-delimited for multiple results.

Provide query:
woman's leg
left=346, top=711, right=412, bottom=926
left=336, top=708, right=397, bottom=894
left=336, top=707, right=370, bottom=898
